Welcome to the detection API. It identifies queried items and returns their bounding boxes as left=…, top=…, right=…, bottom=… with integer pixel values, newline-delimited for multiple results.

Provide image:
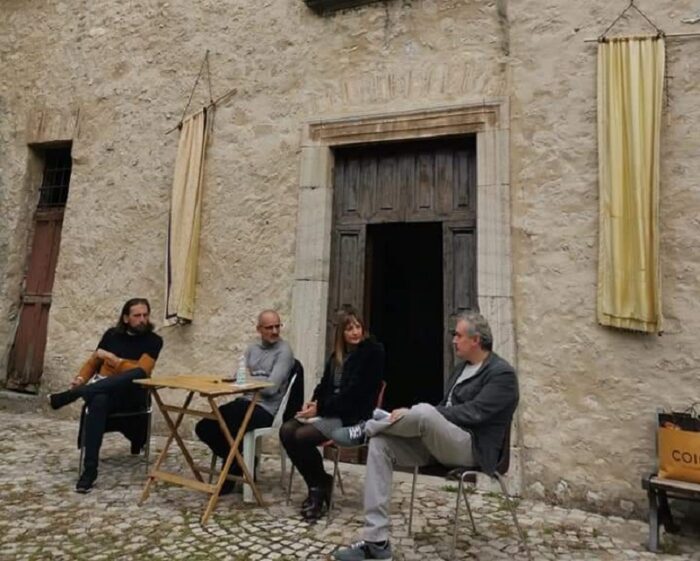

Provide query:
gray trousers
left=362, top=403, right=474, bottom=542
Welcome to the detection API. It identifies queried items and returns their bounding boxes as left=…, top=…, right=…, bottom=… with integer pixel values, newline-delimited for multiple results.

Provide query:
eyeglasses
left=260, top=324, right=282, bottom=331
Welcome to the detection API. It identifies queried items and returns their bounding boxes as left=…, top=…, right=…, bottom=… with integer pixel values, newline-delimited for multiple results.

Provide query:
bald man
left=195, top=310, right=294, bottom=493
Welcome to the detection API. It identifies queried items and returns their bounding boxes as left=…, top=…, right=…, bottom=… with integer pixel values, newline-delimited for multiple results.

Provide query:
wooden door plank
left=415, top=152, right=434, bottom=214
left=8, top=210, right=64, bottom=387
left=442, top=221, right=477, bottom=383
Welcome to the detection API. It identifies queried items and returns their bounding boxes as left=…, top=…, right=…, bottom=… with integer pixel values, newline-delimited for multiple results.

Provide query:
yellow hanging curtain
left=597, top=36, right=664, bottom=333
left=165, top=108, right=211, bottom=323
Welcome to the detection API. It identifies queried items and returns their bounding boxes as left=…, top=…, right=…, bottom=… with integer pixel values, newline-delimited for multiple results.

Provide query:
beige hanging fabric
left=597, top=36, right=665, bottom=333
left=165, top=108, right=211, bottom=323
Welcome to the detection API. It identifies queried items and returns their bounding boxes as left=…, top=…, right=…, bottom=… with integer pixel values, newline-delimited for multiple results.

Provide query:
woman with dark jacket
left=279, top=307, right=384, bottom=520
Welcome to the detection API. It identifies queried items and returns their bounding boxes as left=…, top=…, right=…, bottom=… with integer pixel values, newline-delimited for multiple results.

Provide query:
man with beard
left=49, top=298, right=163, bottom=493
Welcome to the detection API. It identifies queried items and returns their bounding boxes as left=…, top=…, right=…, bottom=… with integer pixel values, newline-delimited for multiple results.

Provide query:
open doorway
left=366, top=222, right=443, bottom=410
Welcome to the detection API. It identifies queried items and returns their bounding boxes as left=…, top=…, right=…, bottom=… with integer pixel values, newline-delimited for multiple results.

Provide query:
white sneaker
left=372, top=408, right=390, bottom=421
left=331, top=423, right=367, bottom=447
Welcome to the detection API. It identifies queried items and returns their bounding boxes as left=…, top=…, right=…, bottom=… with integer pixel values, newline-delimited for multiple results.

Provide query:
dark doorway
left=329, top=136, right=476, bottom=404
left=366, top=222, right=443, bottom=410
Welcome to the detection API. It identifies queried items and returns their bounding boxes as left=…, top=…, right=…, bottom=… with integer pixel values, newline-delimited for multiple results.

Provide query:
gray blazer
left=435, top=352, right=519, bottom=474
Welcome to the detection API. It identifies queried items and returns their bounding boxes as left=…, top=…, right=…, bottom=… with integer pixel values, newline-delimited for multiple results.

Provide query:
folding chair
left=407, top=422, right=531, bottom=561
left=208, top=359, right=304, bottom=502
left=77, top=388, right=152, bottom=475
left=286, top=380, right=387, bottom=525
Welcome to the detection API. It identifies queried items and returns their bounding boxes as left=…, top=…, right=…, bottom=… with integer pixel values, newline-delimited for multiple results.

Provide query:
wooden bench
left=641, top=473, right=700, bottom=552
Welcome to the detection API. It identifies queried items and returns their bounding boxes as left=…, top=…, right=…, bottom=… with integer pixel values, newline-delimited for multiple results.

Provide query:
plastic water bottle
left=235, top=355, right=247, bottom=385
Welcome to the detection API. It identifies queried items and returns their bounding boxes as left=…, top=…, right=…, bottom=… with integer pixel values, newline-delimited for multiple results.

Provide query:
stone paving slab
left=0, top=409, right=699, bottom=561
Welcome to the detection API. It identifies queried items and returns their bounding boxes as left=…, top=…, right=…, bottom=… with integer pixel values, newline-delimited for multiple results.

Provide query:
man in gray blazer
left=332, top=311, right=519, bottom=561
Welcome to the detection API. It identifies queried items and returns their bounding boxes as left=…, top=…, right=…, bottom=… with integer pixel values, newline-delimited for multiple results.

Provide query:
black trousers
left=78, top=368, right=148, bottom=472
left=195, top=399, right=273, bottom=475
left=279, top=419, right=332, bottom=489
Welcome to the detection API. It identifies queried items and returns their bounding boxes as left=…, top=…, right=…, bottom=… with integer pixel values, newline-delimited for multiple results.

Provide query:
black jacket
left=435, top=352, right=519, bottom=474
left=312, top=338, right=385, bottom=426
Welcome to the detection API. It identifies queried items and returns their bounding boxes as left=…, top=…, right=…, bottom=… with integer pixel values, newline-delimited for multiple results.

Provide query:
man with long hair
left=48, top=298, right=163, bottom=493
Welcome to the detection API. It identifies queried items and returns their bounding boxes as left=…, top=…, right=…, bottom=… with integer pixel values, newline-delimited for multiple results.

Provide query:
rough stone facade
left=1, top=0, right=699, bottom=518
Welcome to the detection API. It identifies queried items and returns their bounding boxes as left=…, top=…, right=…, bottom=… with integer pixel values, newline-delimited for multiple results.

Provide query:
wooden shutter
left=442, top=221, right=477, bottom=373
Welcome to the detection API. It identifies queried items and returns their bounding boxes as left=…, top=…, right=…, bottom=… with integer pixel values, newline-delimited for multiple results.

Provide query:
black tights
left=279, top=419, right=332, bottom=489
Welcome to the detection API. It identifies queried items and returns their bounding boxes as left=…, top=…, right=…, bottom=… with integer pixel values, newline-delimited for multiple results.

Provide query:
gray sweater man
left=195, top=310, right=294, bottom=491
left=245, top=336, right=294, bottom=417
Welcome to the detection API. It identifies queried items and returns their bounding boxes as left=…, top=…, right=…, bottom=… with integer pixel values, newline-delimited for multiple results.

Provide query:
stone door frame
left=290, top=101, right=517, bottom=489
left=292, top=99, right=513, bottom=379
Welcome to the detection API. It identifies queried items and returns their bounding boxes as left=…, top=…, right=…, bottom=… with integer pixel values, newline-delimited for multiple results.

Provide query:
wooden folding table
left=135, top=375, right=272, bottom=524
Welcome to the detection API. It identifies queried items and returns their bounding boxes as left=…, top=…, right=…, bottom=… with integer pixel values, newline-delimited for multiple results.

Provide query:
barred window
left=38, top=146, right=72, bottom=208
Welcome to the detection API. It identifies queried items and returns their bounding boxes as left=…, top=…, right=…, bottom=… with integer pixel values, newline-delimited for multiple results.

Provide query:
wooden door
left=7, top=209, right=65, bottom=389
left=329, top=137, right=477, bottom=386
left=7, top=146, right=71, bottom=391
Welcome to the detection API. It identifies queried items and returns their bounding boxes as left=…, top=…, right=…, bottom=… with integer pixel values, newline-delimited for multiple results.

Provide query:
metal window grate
left=38, top=147, right=72, bottom=208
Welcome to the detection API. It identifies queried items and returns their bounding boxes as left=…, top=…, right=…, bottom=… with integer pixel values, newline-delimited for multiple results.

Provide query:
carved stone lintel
left=307, top=103, right=501, bottom=146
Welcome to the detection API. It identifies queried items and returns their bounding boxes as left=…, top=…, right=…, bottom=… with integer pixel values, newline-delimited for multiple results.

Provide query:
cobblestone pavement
left=0, top=408, right=699, bottom=561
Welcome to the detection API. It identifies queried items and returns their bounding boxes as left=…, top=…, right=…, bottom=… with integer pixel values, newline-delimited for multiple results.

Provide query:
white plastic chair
left=241, top=371, right=298, bottom=502
left=208, top=369, right=299, bottom=503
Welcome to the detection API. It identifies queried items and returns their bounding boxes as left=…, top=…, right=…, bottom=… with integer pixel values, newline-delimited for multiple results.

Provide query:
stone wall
left=510, top=0, right=700, bottom=513
left=1, top=0, right=699, bottom=515
left=0, top=1, right=507, bottom=431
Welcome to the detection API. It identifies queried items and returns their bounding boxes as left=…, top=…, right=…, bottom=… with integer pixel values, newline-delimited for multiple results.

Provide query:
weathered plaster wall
left=0, top=1, right=506, bottom=416
left=2, top=0, right=698, bottom=515
left=510, top=0, right=700, bottom=513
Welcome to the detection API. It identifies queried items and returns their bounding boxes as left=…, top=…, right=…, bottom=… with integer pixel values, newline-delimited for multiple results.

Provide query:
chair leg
left=78, top=409, right=87, bottom=476
left=78, top=442, right=85, bottom=477
left=326, top=448, right=340, bottom=527
left=208, top=453, right=218, bottom=484
left=280, top=443, right=287, bottom=485
left=144, top=412, right=152, bottom=474
left=451, top=477, right=462, bottom=560
left=460, top=475, right=478, bottom=534
left=286, top=465, right=295, bottom=505
left=647, top=486, right=660, bottom=553
left=335, top=464, right=345, bottom=495
left=243, top=433, right=255, bottom=503
left=495, top=473, right=532, bottom=561
left=408, top=466, right=418, bottom=536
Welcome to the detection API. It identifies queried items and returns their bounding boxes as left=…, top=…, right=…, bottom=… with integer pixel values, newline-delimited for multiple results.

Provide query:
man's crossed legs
left=49, top=368, right=148, bottom=492
left=333, top=404, right=474, bottom=561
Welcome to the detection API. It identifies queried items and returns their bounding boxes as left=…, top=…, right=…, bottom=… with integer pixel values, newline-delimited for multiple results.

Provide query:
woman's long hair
left=332, top=306, right=367, bottom=366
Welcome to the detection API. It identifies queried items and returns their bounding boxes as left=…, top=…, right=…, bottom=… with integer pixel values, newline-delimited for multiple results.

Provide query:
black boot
left=302, top=486, right=329, bottom=521
left=300, top=493, right=312, bottom=514
left=49, top=389, right=80, bottom=410
left=76, top=467, right=98, bottom=494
